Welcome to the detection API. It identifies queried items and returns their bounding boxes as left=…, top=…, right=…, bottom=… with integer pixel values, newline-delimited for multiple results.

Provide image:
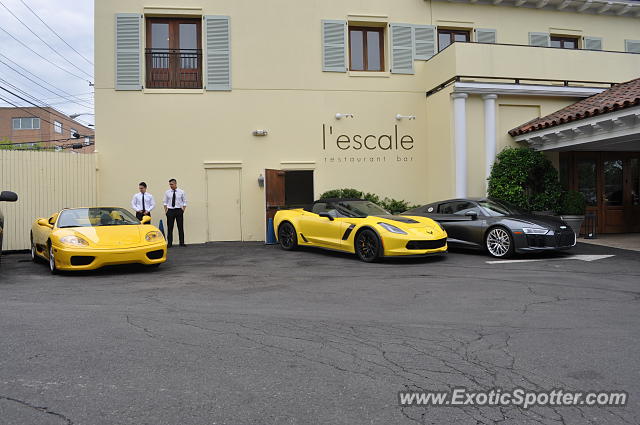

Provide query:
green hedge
left=488, top=147, right=564, bottom=213
left=319, top=188, right=417, bottom=214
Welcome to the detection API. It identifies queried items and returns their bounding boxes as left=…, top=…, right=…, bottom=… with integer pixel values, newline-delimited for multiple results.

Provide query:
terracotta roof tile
left=509, top=77, right=640, bottom=136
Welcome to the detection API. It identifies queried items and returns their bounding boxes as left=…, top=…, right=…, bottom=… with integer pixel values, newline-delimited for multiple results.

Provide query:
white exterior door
left=206, top=168, right=242, bottom=241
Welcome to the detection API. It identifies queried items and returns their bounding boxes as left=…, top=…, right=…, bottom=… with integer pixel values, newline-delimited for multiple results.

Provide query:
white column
left=451, top=93, right=468, bottom=198
left=482, top=94, right=498, bottom=191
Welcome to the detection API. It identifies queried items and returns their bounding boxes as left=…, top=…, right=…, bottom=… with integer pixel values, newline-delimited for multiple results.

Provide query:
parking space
left=0, top=242, right=639, bottom=424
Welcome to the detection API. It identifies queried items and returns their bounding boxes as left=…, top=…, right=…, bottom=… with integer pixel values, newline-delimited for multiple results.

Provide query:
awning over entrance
left=509, top=78, right=640, bottom=233
left=510, top=77, right=640, bottom=152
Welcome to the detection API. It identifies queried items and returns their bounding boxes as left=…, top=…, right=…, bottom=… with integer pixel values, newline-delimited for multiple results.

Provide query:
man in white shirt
left=163, top=178, right=187, bottom=247
left=131, top=182, right=155, bottom=221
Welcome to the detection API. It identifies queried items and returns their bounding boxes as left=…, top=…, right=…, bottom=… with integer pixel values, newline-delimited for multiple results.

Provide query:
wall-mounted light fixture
left=252, top=129, right=268, bottom=136
left=258, top=174, right=265, bottom=188
left=335, top=113, right=354, bottom=120
left=396, top=114, right=416, bottom=120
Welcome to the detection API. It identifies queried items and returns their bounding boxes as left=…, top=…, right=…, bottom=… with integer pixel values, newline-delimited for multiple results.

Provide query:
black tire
left=485, top=226, right=515, bottom=258
left=30, top=233, right=38, bottom=263
left=278, top=222, right=298, bottom=251
left=355, top=229, right=381, bottom=263
left=48, top=243, right=58, bottom=274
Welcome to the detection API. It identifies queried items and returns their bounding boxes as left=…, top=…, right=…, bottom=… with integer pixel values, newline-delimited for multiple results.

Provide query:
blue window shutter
left=205, top=16, right=231, bottom=91
left=115, top=13, right=142, bottom=90
left=584, top=37, right=603, bottom=50
left=322, top=20, right=347, bottom=72
left=475, top=28, right=497, bottom=44
left=391, top=24, right=414, bottom=74
left=625, top=40, right=640, bottom=53
left=529, top=32, right=550, bottom=47
left=413, top=25, right=436, bottom=60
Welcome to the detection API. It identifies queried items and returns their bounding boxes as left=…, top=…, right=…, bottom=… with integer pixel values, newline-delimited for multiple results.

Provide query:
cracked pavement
left=0, top=242, right=638, bottom=424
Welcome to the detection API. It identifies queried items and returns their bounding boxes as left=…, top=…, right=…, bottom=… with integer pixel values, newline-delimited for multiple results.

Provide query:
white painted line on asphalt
left=486, top=254, right=615, bottom=265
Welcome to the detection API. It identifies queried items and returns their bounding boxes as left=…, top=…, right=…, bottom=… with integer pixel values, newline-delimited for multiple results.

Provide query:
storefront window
left=577, top=159, right=597, bottom=206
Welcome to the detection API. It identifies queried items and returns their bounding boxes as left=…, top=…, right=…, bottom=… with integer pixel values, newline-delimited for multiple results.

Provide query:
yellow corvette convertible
left=274, top=198, right=448, bottom=262
left=30, top=207, right=167, bottom=273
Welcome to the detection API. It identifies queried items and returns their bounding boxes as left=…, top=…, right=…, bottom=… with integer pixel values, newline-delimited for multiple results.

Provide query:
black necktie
left=172, top=190, right=176, bottom=208
left=141, top=193, right=145, bottom=211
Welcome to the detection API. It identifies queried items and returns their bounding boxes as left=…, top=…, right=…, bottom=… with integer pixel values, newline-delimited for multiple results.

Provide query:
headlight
left=60, top=235, right=89, bottom=246
left=522, top=227, right=549, bottom=235
left=145, top=231, right=163, bottom=242
left=378, top=222, right=407, bottom=234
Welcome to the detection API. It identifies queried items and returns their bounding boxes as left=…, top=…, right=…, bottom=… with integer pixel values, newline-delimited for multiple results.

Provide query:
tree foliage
left=488, top=147, right=564, bottom=212
left=319, top=188, right=417, bottom=214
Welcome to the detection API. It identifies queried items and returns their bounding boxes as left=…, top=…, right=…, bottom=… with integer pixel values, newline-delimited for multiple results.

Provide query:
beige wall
left=95, top=0, right=640, bottom=243
left=0, top=151, right=97, bottom=251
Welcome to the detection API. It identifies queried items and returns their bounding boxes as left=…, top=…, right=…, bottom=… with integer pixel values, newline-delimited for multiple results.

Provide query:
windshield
left=478, top=199, right=529, bottom=217
left=57, top=208, right=140, bottom=228
left=330, top=201, right=389, bottom=218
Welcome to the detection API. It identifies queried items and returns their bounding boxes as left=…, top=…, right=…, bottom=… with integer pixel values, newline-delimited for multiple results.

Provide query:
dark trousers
left=136, top=211, right=150, bottom=221
left=166, top=208, right=184, bottom=245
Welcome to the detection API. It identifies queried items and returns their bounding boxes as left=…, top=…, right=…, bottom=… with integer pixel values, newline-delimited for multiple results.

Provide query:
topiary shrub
left=488, top=147, right=563, bottom=213
left=559, top=190, right=586, bottom=215
left=319, top=188, right=416, bottom=214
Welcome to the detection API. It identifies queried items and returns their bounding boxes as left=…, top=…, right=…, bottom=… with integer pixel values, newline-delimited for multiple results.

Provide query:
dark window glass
left=631, top=158, right=639, bottom=206
left=577, top=159, right=597, bottom=206
left=603, top=159, right=623, bottom=206
left=349, top=27, right=384, bottom=72
left=438, top=201, right=480, bottom=215
left=437, top=29, right=470, bottom=51
left=550, top=36, right=578, bottom=49
left=350, top=30, right=364, bottom=71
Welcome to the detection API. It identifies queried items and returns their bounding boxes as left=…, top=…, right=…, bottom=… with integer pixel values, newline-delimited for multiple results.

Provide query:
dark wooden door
left=265, top=169, right=285, bottom=221
left=570, top=152, right=640, bottom=234
left=601, top=154, right=625, bottom=233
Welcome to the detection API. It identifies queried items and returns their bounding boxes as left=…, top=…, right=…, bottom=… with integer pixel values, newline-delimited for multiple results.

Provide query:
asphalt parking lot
left=0, top=242, right=639, bottom=425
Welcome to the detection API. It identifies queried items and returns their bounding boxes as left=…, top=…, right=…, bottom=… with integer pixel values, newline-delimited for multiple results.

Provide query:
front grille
left=70, top=256, right=94, bottom=266
left=526, top=235, right=547, bottom=248
left=146, top=249, right=164, bottom=260
left=406, top=238, right=447, bottom=250
left=556, top=232, right=575, bottom=247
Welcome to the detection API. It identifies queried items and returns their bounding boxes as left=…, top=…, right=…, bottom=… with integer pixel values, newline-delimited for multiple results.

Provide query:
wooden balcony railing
left=145, top=48, right=202, bottom=89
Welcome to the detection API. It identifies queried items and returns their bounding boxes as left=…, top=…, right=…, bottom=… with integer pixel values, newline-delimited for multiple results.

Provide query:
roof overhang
left=514, top=105, right=640, bottom=151
left=453, top=81, right=606, bottom=97
left=433, top=0, right=640, bottom=18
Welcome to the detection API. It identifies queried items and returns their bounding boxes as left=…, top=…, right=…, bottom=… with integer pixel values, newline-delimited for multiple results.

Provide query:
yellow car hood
left=373, top=215, right=447, bottom=238
left=55, top=225, right=150, bottom=248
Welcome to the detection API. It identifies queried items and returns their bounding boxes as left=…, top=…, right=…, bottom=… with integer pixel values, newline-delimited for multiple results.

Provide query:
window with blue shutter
left=115, top=13, right=142, bottom=90
left=413, top=25, right=436, bottom=60
left=584, top=37, right=603, bottom=51
left=390, top=24, right=414, bottom=74
left=529, top=32, right=550, bottom=47
left=322, top=20, right=347, bottom=72
left=205, top=15, right=231, bottom=91
left=475, top=28, right=497, bottom=44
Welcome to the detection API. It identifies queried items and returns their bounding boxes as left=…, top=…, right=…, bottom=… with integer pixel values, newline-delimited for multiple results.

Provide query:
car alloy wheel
left=486, top=227, right=513, bottom=258
left=30, top=236, right=37, bottom=263
left=278, top=222, right=298, bottom=251
left=355, top=229, right=380, bottom=263
left=48, top=245, right=57, bottom=274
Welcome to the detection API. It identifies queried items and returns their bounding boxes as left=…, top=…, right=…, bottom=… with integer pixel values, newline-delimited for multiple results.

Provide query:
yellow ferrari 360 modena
left=30, top=207, right=167, bottom=273
left=274, top=198, right=448, bottom=262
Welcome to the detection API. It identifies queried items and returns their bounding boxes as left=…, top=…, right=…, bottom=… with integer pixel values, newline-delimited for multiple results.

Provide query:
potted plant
left=559, top=190, right=586, bottom=237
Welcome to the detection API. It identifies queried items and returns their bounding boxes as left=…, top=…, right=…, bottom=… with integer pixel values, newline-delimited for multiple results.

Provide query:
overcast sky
left=0, top=0, right=94, bottom=128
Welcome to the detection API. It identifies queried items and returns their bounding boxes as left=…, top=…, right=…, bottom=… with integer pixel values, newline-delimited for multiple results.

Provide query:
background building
left=95, top=0, right=640, bottom=243
left=0, top=106, right=95, bottom=152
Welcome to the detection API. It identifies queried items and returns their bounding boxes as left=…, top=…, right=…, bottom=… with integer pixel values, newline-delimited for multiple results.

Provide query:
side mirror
left=37, top=218, right=54, bottom=229
left=0, top=191, right=18, bottom=202
left=141, top=215, right=152, bottom=225
left=465, top=211, right=478, bottom=220
left=318, top=212, right=334, bottom=221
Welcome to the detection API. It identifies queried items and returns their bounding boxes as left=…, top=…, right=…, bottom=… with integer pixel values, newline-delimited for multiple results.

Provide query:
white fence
left=0, top=150, right=97, bottom=251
